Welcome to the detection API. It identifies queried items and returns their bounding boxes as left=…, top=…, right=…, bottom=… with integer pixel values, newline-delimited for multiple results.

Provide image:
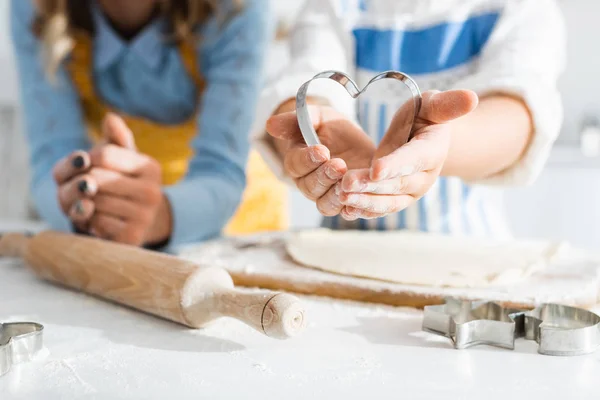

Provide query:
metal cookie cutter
left=0, top=322, right=44, bottom=377
left=422, top=298, right=525, bottom=350
left=423, top=298, right=600, bottom=356
left=524, top=304, right=600, bottom=356
left=296, top=70, right=423, bottom=146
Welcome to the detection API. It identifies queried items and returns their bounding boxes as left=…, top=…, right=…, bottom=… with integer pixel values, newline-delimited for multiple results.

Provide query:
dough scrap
left=285, top=229, right=565, bottom=288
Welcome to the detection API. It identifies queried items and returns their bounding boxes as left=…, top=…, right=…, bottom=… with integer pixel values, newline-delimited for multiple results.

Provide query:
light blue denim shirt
left=10, top=0, right=271, bottom=246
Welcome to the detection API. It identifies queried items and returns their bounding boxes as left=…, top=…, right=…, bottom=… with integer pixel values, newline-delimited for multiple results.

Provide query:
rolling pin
left=0, top=231, right=306, bottom=339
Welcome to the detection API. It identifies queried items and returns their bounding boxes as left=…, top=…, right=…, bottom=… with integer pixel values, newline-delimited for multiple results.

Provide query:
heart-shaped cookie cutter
left=0, top=322, right=44, bottom=377
left=296, top=70, right=423, bottom=146
left=422, top=298, right=600, bottom=356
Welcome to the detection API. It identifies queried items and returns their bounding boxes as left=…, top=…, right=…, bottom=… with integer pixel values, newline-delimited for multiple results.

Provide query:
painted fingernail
left=310, top=149, right=327, bottom=164
left=72, top=155, right=85, bottom=169
left=74, top=200, right=85, bottom=215
left=78, top=180, right=88, bottom=194
left=399, top=166, right=415, bottom=176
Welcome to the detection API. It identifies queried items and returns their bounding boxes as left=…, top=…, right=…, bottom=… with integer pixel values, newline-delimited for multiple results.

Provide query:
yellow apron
left=66, top=32, right=288, bottom=235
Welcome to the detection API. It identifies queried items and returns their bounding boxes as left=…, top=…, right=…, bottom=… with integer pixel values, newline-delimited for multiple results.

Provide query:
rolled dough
left=285, top=229, right=566, bottom=288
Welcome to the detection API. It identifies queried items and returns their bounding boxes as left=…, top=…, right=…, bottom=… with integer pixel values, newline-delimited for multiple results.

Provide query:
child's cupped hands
left=52, top=113, right=171, bottom=246
left=267, top=89, right=478, bottom=220
left=267, top=105, right=375, bottom=216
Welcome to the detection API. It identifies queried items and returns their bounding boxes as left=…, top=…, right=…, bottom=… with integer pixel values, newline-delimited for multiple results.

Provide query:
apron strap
left=177, top=39, right=206, bottom=93
left=66, top=31, right=98, bottom=102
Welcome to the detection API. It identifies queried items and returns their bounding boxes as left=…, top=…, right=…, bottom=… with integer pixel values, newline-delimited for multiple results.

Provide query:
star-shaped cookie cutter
left=422, top=298, right=525, bottom=350
left=422, top=298, right=600, bottom=356
left=0, top=322, right=44, bottom=377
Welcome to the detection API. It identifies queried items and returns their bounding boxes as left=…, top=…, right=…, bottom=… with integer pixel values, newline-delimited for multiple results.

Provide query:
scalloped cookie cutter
left=0, top=322, right=44, bottom=377
left=295, top=70, right=423, bottom=146
left=423, top=298, right=600, bottom=356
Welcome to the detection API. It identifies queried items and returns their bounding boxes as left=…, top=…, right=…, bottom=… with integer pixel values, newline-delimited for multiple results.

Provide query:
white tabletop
left=1, top=223, right=599, bottom=400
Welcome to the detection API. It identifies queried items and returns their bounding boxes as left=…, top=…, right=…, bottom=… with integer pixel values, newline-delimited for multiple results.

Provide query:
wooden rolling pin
left=0, top=231, right=306, bottom=339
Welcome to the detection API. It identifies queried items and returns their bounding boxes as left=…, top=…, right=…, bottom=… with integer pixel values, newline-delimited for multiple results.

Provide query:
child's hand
left=266, top=106, right=375, bottom=216
left=338, top=90, right=479, bottom=220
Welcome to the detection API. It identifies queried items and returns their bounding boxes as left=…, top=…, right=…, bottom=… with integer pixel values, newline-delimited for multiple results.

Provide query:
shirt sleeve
left=249, top=0, right=356, bottom=181
left=451, top=0, right=567, bottom=187
left=163, top=0, right=273, bottom=246
left=10, top=0, right=92, bottom=232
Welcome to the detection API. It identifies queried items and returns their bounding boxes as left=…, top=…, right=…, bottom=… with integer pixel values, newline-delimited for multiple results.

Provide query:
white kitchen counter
left=1, top=221, right=599, bottom=400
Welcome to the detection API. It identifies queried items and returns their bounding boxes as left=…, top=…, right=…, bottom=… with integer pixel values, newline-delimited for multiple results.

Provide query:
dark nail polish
left=78, top=180, right=88, bottom=194
left=72, top=155, right=85, bottom=169
left=75, top=200, right=84, bottom=215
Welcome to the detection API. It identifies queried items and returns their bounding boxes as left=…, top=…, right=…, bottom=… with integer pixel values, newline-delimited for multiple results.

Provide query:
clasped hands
left=52, top=113, right=172, bottom=246
left=267, top=90, right=478, bottom=220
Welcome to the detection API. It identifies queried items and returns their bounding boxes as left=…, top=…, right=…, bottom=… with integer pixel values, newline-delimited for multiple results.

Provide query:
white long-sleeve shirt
left=252, top=0, right=566, bottom=237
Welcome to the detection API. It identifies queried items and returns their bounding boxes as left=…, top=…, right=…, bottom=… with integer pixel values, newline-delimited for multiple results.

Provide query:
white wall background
left=556, top=0, right=600, bottom=144
left=0, top=0, right=17, bottom=107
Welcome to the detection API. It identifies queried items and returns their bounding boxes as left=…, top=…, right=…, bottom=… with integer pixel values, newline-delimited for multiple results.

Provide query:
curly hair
left=31, top=0, right=241, bottom=80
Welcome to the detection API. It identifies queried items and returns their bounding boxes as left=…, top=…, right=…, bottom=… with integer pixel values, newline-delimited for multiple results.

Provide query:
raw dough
left=285, top=229, right=565, bottom=288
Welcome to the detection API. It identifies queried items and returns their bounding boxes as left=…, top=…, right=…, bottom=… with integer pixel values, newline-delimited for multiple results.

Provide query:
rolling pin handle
left=213, top=290, right=306, bottom=339
left=261, top=293, right=307, bottom=340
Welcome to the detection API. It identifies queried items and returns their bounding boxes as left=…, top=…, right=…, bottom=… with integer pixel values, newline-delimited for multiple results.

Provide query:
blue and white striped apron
left=322, top=0, right=511, bottom=238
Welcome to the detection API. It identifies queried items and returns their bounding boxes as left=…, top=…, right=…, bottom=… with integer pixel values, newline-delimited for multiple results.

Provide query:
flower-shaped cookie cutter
left=422, top=298, right=600, bottom=356
left=0, top=322, right=44, bottom=377
left=295, top=70, right=423, bottom=146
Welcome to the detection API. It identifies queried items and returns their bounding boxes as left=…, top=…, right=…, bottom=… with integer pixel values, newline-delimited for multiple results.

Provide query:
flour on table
left=285, top=229, right=566, bottom=288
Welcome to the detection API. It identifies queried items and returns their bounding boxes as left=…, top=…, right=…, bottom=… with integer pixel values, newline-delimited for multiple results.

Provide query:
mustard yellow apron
left=66, top=32, right=288, bottom=235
